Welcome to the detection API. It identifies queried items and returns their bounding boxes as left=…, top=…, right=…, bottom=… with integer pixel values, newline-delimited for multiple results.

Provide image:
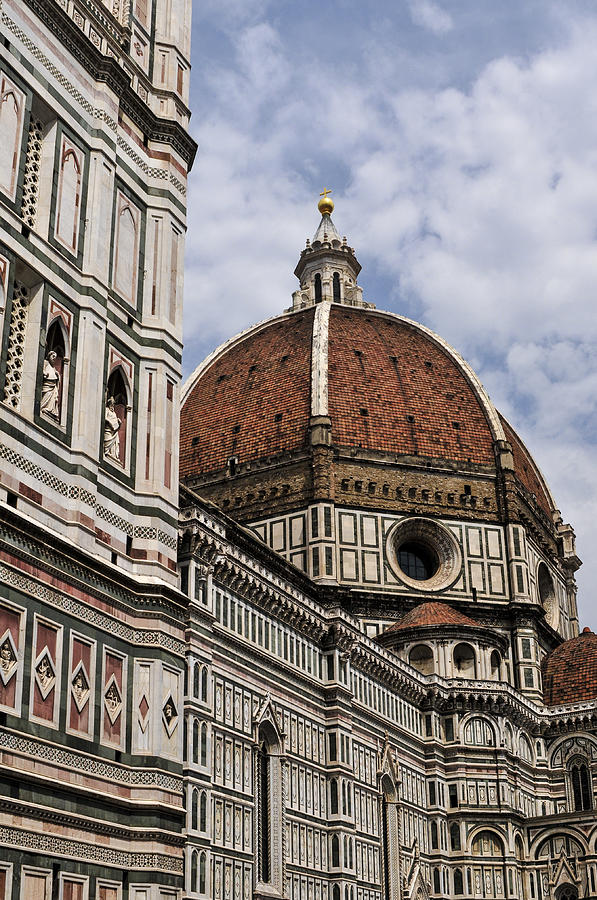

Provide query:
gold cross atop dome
left=318, top=187, right=334, bottom=216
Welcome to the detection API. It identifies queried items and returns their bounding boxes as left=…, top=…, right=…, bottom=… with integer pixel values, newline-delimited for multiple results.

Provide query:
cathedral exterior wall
left=180, top=494, right=597, bottom=900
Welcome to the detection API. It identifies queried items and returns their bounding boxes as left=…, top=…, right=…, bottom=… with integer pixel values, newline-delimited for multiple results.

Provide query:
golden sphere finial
left=318, top=187, right=334, bottom=216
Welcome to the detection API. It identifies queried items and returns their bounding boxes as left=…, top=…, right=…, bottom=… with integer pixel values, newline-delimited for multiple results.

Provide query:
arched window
left=463, top=717, right=495, bottom=747
left=314, top=273, right=322, bottom=302
left=504, top=722, right=513, bottom=750
left=431, top=821, right=438, bottom=849
left=113, top=195, right=140, bottom=305
left=41, top=318, right=67, bottom=423
left=342, top=780, right=347, bottom=815
left=193, top=663, right=200, bottom=698
left=199, top=851, right=206, bottom=893
left=344, top=835, right=349, bottom=866
left=332, top=886, right=340, bottom=900
left=55, top=146, right=82, bottom=252
left=256, top=720, right=283, bottom=889
left=433, top=868, right=441, bottom=894
left=331, top=834, right=340, bottom=867
left=450, top=823, right=461, bottom=851
left=199, top=791, right=207, bottom=831
left=380, top=771, right=399, bottom=900
left=191, top=788, right=198, bottom=830
left=519, top=733, right=533, bottom=763
left=409, top=644, right=434, bottom=675
left=454, top=868, right=463, bottom=895
left=472, top=832, right=506, bottom=899
left=330, top=778, right=338, bottom=814
left=192, top=719, right=199, bottom=764
left=190, top=849, right=198, bottom=893
left=200, top=723, right=208, bottom=767
left=556, top=888, right=579, bottom=900
left=490, top=649, right=501, bottom=680
left=472, top=831, right=504, bottom=857
left=201, top=666, right=208, bottom=701
left=537, top=834, right=583, bottom=861
left=333, top=272, right=341, bottom=302
left=569, top=759, right=592, bottom=811
left=104, top=367, right=129, bottom=467
left=258, top=739, right=271, bottom=882
left=453, top=643, right=476, bottom=678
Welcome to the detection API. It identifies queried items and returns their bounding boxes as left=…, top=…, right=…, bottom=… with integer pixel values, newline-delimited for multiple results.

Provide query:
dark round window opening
left=398, top=541, right=439, bottom=581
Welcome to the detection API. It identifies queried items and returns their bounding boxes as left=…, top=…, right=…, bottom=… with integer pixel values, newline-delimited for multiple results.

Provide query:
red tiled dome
left=542, top=628, right=597, bottom=706
left=180, top=308, right=315, bottom=478
left=382, top=602, right=480, bottom=634
left=181, top=305, right=508, bottom=478
left=327, top=307, right=495, bottom=463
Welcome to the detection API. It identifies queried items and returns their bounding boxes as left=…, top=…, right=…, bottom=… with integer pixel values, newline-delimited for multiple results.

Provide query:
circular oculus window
left=386, top=517, right=461, bottom=591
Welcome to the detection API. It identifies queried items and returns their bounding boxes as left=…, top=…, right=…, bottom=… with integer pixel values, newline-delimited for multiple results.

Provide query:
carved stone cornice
left=22, top=0, right=197, bottom=167
left=0, top=796, right=185, bottom=845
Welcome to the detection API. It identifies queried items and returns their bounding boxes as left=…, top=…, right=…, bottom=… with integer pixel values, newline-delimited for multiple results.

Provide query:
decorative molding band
left=0, top=440, right=177, bottom=549
left=0, top=729, right=184, bottom=792
left=0, top=561, right=186, bottom=655
left=0, top=824, right=183, bottom=872
left=0, top=797, right=185, bottom=846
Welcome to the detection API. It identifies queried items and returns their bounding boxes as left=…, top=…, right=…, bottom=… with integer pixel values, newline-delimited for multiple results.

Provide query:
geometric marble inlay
left=34, top=648, right=56, bottom=700
left=104, top=675, right=122, bottom=724
left=0, top=630, right=17, bottom=685
left=71, top=660, right=90, bottom=712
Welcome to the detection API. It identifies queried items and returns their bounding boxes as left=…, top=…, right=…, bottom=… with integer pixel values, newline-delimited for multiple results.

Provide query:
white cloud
left=408, top=0, right=454, bottom=35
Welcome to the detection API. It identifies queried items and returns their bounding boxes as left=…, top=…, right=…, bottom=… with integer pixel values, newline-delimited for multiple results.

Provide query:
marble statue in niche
left=104, top=366, right=129, bottom=466
left=40, top=350, right=61, bottom=418
left=103, top=396, right=122, bottom=462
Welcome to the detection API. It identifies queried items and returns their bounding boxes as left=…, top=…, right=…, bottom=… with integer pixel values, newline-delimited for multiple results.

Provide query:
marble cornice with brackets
left=21, top=0, right=197, bottom=167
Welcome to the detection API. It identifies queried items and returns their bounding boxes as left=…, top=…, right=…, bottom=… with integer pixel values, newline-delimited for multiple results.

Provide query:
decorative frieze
left=0, top=728, right=183, bottom=791
left=0, top=825, right=183, bottom=871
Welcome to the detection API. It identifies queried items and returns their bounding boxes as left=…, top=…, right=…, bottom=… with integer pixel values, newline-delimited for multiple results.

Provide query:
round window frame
left=386, top=517, right=462, bottom=592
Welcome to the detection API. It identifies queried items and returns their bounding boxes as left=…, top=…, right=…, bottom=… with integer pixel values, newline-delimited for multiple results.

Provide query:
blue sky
left=184, top=0, right=597, bottom=631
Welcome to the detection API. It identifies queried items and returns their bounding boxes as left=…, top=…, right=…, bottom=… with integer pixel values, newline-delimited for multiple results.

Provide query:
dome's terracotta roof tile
left=382, top=601, right=480, bottom=634
left=180, top=308, right=315, bottom=477
left=327, top=307, right=495, bottom=463
left=542, top=627, right=597, bottom=706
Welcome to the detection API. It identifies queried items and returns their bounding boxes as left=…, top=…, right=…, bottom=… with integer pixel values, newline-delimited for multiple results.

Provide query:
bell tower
left=0, top=0, right=195, bottom=892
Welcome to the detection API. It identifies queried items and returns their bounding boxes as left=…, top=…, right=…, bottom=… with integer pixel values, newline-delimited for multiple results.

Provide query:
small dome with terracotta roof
left=542, top=627, right=597, bottom=706
left=381, top=602, right=481, bottom=634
